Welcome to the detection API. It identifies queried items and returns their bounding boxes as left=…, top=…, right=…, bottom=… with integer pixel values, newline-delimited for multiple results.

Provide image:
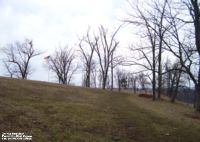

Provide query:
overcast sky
left=0, top=0, right=134, bottom=85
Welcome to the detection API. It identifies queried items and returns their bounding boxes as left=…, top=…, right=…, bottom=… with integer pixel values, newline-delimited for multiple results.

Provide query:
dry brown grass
left=0, top=77, right=200, bottom=142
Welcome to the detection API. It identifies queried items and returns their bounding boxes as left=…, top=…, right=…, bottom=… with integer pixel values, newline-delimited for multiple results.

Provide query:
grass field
left=0, top=77, right=200, bottom=142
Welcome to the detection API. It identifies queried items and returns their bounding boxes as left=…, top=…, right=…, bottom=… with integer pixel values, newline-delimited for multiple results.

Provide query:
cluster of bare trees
left=78, top=25, right=123, bottom=90
left=0, top=0, right=199, bottom=111
left=0, top=25, right=123, bottom=88
left=1, top=38, right=79, bottom=86
left=44, top=25, right=125, bottom=89
left=126, top=0, right=200, bottom=111
left=115, top=70, right=151, bottom=93
left=163, top=59, right=184, bottom=102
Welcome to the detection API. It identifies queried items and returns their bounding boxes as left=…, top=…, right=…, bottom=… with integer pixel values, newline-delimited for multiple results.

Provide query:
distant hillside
left=0, top=77, right=200, bottom=142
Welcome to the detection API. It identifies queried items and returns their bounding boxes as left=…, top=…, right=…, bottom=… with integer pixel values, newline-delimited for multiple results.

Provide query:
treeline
left=125, top=0, right=200, bottom=111
left=0, top=0, right=200, bottom=112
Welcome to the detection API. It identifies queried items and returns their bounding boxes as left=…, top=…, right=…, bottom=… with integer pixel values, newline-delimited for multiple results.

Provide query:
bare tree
left=115, top=69, right=124, bottom=91
left=125, top=0, right=200, bottom=111
left=163, top=59, right=173, bottom=96
left=128, top=73, right=138, bottom=94
left=138, top=73, right=150, bottom=92
left=78, top=28, right=98, bottom=87
left=164, top=60, right=183, bottom=102
left=170, top=63, right=183, bottom=102
left=2, top=39, right=41, bottom=79
left=95, top=25, right=121, bottom=89
left=125, top=2, right=157, bottom=100
left=154, top=0, right=169, bottom=99
left=106, top=74, right=111, bottom=89
left=161, top=0, right=200, bottom=110
left=126, top=0, right=171, bottom=100
left=3, top=61, right=15, bottom=78
left=90, top=64, right=97, bottom=88
left=182, top=0, right=200, bottom=111
left=46, top=46, right=78, bottom=85
left=110, top=54, right=124, bottom=90
left=128, top=45, right=157, bottom=99
left=98, top=69, right=103, bottom=88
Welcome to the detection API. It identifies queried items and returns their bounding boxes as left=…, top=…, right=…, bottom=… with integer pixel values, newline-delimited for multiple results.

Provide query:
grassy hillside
left=0, top=77, right=200, bottom=142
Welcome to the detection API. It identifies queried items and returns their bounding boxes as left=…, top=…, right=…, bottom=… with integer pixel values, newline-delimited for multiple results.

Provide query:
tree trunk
left=87, top=69, right=91, bottom=87
left=134, top=81, right=136, bottom=94
left=171, top=69, right=182, bottom=103
left=170, top=81, right=179, bottom=103
left=152, top=45, right=156, bottom=101
left=195, top=84, right=200, bottom=111
left=118, top=79, right=121, bottom=92
left=158, top=45, right=162, bottom=99
left=111, top=63, right=114, bottom=91
left=102, top=76, right=106, bottom=90
left=191, top=0, right=200, bottom=112
left=152, top=70, right=156, bottom=101
left=196, top=57, right=200, bottom=111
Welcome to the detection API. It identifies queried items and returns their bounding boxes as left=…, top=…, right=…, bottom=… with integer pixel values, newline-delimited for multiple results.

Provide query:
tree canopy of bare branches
left=157, top=0, right=200, bottom=110
left=78, top=28, right=98, bottom=87
left=126, top=0, right=200, bottom=111
left=95, top=25, right=121, bottom=89
left=2, top=39, right=41, bottom=79
left=126, top=0, right=170, bottom=100
left=183, top=0, right=200, bottom=111
left=163, top=59, right=184, bottom=102
left=46, top=46, right=78, bottom=85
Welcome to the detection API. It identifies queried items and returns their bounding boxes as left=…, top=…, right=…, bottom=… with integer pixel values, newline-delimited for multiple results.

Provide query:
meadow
left=0, top=77, right=200, bottom=142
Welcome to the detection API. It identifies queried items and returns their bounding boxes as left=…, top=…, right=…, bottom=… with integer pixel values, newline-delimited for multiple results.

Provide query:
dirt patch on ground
left=138, top=93, right=153, bottom=99
left=185, top=113, right=200, bottom=120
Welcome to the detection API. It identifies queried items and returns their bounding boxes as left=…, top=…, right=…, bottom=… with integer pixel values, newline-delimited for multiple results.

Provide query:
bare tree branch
left=2, top=39, right=41, bottom=79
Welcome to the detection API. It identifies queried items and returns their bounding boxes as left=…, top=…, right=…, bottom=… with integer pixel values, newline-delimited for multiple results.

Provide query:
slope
left=0, top=77, right=200, bottom=142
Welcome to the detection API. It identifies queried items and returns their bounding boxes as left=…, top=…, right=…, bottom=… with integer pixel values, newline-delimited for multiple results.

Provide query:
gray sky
left=0, top=0, right=134, bottom=84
